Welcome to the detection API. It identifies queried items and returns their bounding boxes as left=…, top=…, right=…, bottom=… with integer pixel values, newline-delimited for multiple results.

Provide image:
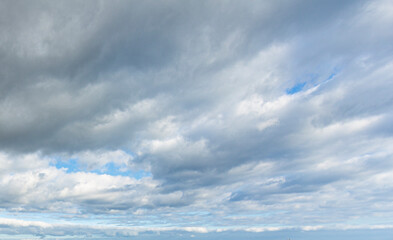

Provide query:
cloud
left=0, top=0, right=392, bottom=238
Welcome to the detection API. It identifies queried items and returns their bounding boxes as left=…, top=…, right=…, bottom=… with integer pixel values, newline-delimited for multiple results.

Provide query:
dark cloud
left=0, top=0, right=393, bottom=238
left=0, top=0, right=369, bottom=152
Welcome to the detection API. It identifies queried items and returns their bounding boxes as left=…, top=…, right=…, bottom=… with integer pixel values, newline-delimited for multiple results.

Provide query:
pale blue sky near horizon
left=1, top=229, right=392, bottom=240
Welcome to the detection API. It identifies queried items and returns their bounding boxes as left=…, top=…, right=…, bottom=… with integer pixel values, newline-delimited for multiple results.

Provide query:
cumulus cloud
left=0, top=0, right=392, bottom=238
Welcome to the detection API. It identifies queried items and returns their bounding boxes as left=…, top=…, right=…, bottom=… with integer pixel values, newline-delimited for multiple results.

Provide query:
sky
left=0, top=0, right=393, bottom=239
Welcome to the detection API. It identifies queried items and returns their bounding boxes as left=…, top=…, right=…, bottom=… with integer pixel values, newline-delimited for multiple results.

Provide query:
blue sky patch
left=52, top=158, right=80, bottom=173
left=326, top=72, right=336, bottom=81
left=52, top=159, right=151, bottom=179
left=286, top=82, right=306, bottom=95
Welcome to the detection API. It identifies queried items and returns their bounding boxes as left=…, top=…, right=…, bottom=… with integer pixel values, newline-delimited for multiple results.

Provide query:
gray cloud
left=0, top=0, right=393, bottom=238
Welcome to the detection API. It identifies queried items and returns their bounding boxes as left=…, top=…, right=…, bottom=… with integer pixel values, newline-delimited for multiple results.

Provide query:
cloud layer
left=1, top=0, right=393, bottom=238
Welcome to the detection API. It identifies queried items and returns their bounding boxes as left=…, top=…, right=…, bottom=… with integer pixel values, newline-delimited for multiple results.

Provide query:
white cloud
left=257, top=118, right=279, bottom=131
left=0, top=0, right=393, bottom=238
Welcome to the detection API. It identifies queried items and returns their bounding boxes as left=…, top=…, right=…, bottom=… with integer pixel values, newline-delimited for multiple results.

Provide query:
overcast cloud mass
left=1, top=0, right=393, bottom=239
